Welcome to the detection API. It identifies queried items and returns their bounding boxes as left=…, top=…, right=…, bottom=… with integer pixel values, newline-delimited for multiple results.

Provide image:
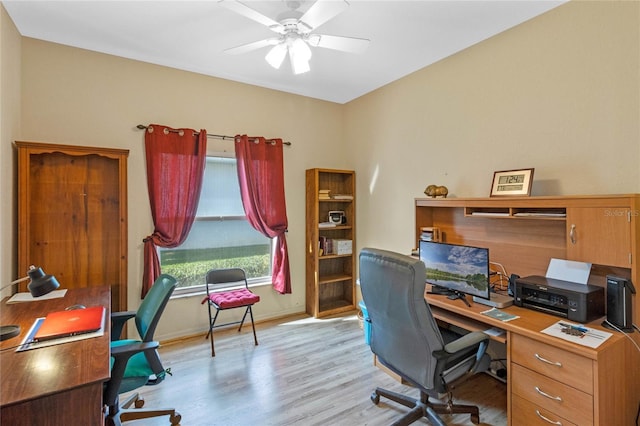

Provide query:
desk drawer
left=511, top=334, right=593, bottom=393
left=512, top=364, right=593, bottom=426
left=512, top=394, right=579, bottom=426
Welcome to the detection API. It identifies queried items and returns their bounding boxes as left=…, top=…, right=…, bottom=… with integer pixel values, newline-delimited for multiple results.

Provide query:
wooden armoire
left=16, top=141, right=129, bottom=312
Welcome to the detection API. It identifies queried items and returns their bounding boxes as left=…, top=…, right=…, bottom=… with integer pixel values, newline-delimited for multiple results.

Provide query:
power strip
left=485, top=368, right=507, bottom=384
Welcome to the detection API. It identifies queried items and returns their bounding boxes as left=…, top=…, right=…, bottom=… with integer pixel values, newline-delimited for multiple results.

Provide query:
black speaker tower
left=603, top=275, right=636, bottom=332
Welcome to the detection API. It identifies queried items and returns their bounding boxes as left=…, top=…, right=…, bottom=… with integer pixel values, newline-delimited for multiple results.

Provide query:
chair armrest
left=110, top=311, right=137, bottom=341
left=433, top=331, right=491, bottom=388
left=106, top=341, right=160, bottom=406
left=434, top=331, right=490, bottom=376
left=442, top=331, right=489, bottom=355
left=111, top=341, right=159, bottom=358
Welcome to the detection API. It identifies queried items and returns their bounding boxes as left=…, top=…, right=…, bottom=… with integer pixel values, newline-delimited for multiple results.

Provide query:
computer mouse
left=65, top=304, right=86, bottom=310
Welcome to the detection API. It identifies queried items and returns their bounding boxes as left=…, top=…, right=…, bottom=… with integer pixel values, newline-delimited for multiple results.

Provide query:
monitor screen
left=419, top=240, right=490, bottom=300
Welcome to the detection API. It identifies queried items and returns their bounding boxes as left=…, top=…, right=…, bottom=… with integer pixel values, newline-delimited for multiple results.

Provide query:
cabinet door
left=566, top=207, right=631, bottom=268
left=18, top=142, right=128, bottom=312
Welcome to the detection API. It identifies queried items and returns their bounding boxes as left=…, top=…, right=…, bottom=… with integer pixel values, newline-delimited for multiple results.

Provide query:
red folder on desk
left=33, top=306, right=105, bottom=342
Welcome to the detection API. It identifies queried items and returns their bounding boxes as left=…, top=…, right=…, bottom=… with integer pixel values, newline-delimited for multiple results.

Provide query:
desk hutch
left=415, top=194, right=640, bottom=425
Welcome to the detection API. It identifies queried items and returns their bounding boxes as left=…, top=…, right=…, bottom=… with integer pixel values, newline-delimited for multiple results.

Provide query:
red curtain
left=235, top=135, right=291, bottom=294
left=142, top=124, right=207, bottom=298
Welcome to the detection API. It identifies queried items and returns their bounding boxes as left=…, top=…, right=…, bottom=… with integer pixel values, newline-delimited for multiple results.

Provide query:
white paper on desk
left=546, top=258, right=591, bottom=284
left=6, top=289, right=67, bottom=303
left=541, top=321, right=612, bottom=348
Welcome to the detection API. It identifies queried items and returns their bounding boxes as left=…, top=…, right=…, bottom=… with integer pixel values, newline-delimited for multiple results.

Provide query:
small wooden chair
left=201, top=268, right=260, bottom=357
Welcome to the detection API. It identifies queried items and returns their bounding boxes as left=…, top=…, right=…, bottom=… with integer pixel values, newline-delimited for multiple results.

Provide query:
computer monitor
left=419, top=240, right=490, bottom=306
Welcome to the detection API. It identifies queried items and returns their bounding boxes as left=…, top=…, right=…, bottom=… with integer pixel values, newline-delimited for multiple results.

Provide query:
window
left=160, top=156, right=272, bottom=294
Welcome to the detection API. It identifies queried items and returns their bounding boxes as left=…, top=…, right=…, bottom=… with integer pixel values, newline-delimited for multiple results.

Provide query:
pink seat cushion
left=202, top=289, right=260, bottom=309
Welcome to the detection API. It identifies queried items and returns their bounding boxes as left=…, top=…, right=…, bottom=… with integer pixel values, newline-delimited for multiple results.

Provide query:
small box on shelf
left=318, top=237, right=352, bottom=255
left=333, top=239, right=352, bottom=255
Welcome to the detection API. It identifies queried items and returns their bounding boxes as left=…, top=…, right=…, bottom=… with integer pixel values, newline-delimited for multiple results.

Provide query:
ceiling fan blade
left=224, top=38, right=279, bottom=55
left=307, top=34, right=370, bottom=54
left=298, top=0, right=349, bottom=31
left=218, top=0, right=285, bottom=34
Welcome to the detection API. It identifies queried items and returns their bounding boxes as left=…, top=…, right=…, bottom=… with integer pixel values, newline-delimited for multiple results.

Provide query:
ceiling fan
left=219, top=0, right=370, bottom=74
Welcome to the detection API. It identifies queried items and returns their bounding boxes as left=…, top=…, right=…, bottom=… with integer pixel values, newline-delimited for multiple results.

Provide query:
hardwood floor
left=121, top=313, right=507, bottom=425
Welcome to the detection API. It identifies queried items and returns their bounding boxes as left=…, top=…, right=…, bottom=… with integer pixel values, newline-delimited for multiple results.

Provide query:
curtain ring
left=253, top=139, right=259, bottom=145
left=178, top=130, right=184, bottom=137
left=147, top=126, right=154, bottom=134
left=163, top=128, right=169, bottom=135
left=270, top=140, right=276, bottom=145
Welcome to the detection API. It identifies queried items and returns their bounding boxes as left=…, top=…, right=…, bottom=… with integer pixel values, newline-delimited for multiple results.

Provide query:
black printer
left=514, top=275, right=605, bottom=323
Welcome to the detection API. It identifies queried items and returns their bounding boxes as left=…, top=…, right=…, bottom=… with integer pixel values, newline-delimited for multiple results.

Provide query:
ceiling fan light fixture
left=289, top=38, right=312, bottom=74
left=290, top=55, right=310, bottom=74
left=291, top=38, right=312, bottom=60
left=265, top=43, right=287, bottom=69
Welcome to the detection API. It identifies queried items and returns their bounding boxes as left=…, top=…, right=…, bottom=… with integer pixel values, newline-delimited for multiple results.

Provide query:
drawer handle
left=536, top=409, right=562, bottom=425
left=535, top=386, right=563, bottom=402
left=569, top=224, right=576, bottom=244
left=535, top=353, right=562, bottom=367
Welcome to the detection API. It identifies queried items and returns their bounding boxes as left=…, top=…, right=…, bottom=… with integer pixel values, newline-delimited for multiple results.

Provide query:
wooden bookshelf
left=306, top=169, right=356, bottom=318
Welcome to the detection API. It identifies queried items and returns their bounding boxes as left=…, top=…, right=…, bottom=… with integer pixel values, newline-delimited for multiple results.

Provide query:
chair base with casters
left=370, top=388, right=480, bottom=426
left=106, top=392, right=182, bottom=426
left=105, top=340, right=181, bottom=426
left=201, top=268, right=260, bottom=357
left=369, top=353, right=485, bottom=426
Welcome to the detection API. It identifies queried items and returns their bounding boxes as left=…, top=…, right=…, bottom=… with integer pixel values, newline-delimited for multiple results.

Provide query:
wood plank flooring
left=120, top=313, right=507, bottom=425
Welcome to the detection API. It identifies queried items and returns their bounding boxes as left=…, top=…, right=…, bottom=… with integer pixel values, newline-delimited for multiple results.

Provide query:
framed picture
left=490, top=168, right=534, bottom=197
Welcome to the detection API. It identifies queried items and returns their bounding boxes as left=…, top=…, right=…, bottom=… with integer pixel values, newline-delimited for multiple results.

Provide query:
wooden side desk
left=0, top=286, right=110, bottom=426
left=425, top=291, right=640, bottom=426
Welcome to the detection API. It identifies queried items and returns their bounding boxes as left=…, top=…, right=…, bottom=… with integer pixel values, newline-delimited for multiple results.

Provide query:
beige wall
left=346, top=1, right=640, bottom=255
left=14, top=38, right=347, bottom=340
left=0, top=5, right=21, bottom=299
left=2, top=1, right=639, bottom=340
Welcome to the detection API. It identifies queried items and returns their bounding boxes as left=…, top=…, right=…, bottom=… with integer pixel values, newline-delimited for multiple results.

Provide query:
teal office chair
left=104, top=274, right=181, bottom=426
left=359, top=248, right=491, bottom=426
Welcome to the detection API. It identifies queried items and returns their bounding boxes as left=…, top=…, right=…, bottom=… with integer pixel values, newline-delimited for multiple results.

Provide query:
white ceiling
left=2, top=0, right=565, bottom=104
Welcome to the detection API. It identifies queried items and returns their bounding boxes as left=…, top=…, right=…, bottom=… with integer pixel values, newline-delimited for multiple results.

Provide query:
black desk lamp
left=0, top=265, right=61, bottom=341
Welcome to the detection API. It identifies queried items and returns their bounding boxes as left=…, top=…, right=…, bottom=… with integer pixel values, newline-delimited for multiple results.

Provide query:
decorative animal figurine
left=424, top=185, right=448, bottom=198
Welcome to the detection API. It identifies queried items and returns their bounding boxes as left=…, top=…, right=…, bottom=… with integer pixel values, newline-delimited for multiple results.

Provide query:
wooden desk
left=0, top=287, right=110, bottom=426
left=426, top=291, right=640, bottom=426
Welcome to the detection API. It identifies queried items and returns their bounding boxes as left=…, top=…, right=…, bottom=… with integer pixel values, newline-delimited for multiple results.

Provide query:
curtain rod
left=136, top=125, right=291, bottom=146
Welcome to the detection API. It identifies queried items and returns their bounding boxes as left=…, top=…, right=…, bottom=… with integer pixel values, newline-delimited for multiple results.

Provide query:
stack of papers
left=7, top=289, right=67, bottom=303
left=332, top=194, right=353, bottom=200
left=319, top=222, right=336, bottom=228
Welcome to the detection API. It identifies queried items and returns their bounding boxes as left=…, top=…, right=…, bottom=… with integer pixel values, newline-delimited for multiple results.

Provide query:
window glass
left=160, top=156, right=272, bottom=291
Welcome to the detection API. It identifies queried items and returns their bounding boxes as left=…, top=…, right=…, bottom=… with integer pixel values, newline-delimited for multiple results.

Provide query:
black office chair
left=104, top=274, right=181, bottom=426
left=201, top=268, right=259, bottom=357
left=359, top=248, right=491, bottom=426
